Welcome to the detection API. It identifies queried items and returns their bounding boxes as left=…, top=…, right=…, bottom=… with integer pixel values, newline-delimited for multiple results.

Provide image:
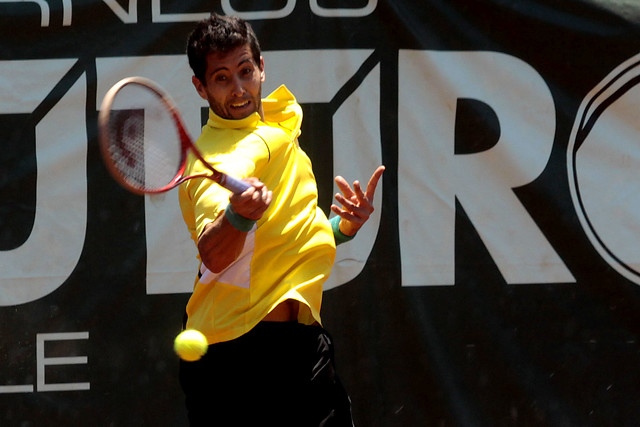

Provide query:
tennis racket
left=98, top=76, right=250, bottom=195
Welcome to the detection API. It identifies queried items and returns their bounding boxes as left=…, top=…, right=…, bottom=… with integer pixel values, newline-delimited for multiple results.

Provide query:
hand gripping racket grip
left=220, top=174, right=252, bottom=194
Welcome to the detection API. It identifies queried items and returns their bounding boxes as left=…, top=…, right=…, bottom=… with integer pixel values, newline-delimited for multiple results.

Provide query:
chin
left=230, top=108, right=256, bottom=120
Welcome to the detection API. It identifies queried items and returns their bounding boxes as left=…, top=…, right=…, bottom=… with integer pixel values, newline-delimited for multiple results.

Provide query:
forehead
left=205, top=45, right=256, bottom=73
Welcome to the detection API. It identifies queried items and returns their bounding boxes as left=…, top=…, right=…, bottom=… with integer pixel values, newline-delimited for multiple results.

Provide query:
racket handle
left=221, top=174, right=252, bottom=194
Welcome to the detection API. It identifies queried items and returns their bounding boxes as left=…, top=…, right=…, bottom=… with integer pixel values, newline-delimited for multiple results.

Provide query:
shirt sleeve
left=182, top=132, right=270, bottom=240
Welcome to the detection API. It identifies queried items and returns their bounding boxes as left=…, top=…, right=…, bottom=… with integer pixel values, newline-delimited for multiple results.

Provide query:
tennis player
left=178, top=13, right=384, bottom=426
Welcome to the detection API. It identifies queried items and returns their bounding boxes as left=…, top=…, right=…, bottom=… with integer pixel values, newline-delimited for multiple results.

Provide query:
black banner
left=2, top=1, right=640, bottom=425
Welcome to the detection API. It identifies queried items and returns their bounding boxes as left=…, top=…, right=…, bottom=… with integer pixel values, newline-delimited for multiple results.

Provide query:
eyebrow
left=211, top=58, right=254, bottom=75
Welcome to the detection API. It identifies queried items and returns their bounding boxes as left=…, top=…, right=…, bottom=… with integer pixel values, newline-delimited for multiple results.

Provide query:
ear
left=192, top=76, right=208, bottom=100
left=259, top=56, right=266, bottom=83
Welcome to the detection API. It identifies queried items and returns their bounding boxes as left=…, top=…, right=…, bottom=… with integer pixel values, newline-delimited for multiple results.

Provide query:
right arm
left=197, top=178, right=272, bottom=273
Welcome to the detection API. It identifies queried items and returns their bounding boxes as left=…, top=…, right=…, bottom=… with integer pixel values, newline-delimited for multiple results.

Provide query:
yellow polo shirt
left=178, top=85, right=336, bottom=344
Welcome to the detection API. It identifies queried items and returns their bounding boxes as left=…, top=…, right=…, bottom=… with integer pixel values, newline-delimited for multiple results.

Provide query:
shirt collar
left=206, top=85, right=300, bottom=135
left=207, top=109, right=261, bottom=130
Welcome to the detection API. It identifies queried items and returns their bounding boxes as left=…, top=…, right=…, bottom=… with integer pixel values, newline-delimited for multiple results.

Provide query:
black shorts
left=179, top=322, right=354, bottom=427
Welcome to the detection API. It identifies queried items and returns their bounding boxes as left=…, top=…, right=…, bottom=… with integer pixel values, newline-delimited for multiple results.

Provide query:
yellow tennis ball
left=174, top=329, right=208, bottom=361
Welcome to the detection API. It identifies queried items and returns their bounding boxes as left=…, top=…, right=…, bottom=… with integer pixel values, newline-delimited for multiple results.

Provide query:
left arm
left=331, top=165, right=385, bottom=237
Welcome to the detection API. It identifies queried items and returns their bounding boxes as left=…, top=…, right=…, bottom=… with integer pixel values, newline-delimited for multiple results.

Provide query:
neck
left=258, top=102, right=264, bottom=121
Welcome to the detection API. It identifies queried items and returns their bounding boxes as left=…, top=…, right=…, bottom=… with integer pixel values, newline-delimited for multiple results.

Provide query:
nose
left=231, top=76, right=245, bottom=97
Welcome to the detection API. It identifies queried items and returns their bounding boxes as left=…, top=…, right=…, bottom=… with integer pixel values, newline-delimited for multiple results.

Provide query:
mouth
left=230, top=99, right=250, bottom=110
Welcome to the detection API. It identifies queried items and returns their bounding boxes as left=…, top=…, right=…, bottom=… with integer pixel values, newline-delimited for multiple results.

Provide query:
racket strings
left=107, top=110, right=146, bottom=188
left=104, top=91, right=182, bottom=192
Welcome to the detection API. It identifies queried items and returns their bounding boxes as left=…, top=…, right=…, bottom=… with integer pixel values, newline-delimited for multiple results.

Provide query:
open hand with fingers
left=331, top=165, right=385, bottom=237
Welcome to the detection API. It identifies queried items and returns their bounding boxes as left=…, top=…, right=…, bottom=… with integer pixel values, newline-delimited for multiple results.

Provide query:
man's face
left=193, top=44, right=265, bottom=120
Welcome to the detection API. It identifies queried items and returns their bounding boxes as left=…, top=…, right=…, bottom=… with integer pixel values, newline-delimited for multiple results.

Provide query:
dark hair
left=186, top=13, right=261, bottom=84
